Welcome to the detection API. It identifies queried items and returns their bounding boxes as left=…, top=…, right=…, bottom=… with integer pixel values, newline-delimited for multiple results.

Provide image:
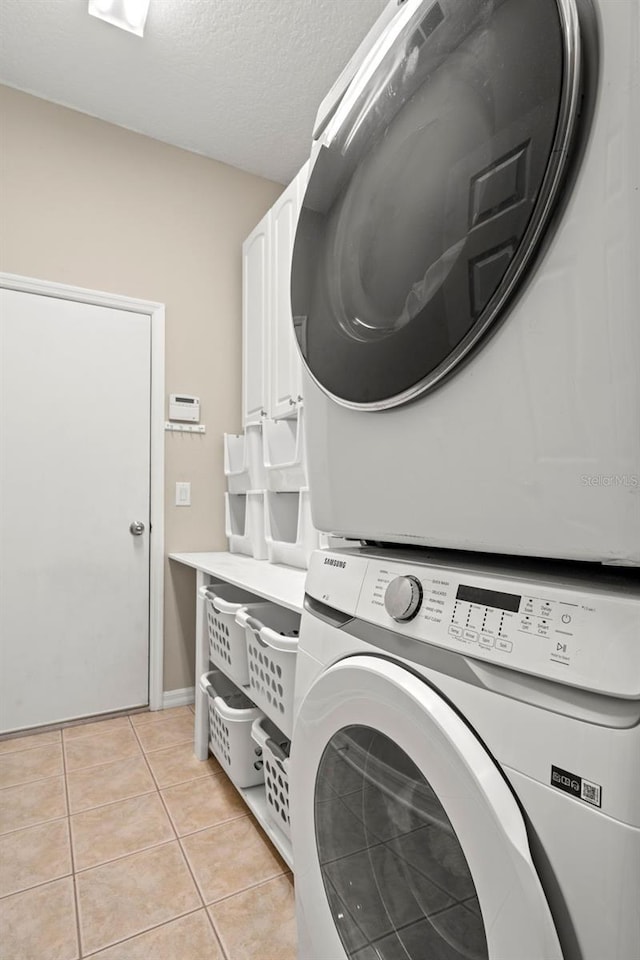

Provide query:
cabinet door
left=269, top=165, right=307, bottom=419
left=242, top=212, right=270, bottom=426
left=294, top=161, right=310, bottom=403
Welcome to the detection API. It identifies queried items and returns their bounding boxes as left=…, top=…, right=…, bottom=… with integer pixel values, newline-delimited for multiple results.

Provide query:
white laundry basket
left=199, top=583, right=262, bottom=686
left=236, top=603, right=300, bottom=739
left=251, top=716, right=291, bottom=840
left=264, top=488, right=319, bottom=569
left=262, top=408, right=307, bottom=492
left=225, top=490, right=268, bottom=559
left=200, top=670, right=264, bottom=789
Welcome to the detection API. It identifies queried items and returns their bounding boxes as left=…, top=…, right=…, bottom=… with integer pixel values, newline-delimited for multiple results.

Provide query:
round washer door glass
left=315, top=725, right=487, bottom=959
left=291, top=0, right=581, bottom=407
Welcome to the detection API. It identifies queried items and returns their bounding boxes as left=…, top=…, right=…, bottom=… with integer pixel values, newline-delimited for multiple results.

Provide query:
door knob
left=129, top=521, right=145, bottom=536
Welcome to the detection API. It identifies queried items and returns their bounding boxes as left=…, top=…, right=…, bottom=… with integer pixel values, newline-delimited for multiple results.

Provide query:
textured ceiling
left=0, top=0, right=388, bottom=184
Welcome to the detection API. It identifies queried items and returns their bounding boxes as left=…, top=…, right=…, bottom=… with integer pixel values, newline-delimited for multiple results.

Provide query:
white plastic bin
left=199, top=583, right=262, bottom=686
left=224, top=434, right=251, bottom=494
left=262, top=408, right=307, bottom=492
left=200, top=670, right=264, bottom=788
left=225, top=490, right=268, bottom=559
left=236, top=603, right=300, bottom=739
left=264, top=488, right=319, bottom=569
left=223, top=424, right=266, bottom=494
left=251, top=716, right=291, bottom=839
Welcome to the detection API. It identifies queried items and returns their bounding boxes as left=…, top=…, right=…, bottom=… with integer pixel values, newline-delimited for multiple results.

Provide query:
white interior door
left=0, top=289, right=151, bottom=732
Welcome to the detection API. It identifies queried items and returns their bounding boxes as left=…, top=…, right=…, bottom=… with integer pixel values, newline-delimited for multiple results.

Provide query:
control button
left=478, top=634, right=494, bottom=648
left=384, top=575, right=423, bottom=622
left=449, top=625, right=462, bottom=638
left=561, top=614, right=572, bottom=625
left=496, top=638, right=513, bottom=653
left=463, top=630, right=477, bottom=642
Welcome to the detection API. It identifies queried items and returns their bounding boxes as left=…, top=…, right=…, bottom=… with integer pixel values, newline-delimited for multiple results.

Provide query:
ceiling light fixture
left=88, top=0, right=151, bottom=37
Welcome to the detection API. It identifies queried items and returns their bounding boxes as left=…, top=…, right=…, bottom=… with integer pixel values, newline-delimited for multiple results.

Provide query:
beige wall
left=0, top=85, right=282, bottom=693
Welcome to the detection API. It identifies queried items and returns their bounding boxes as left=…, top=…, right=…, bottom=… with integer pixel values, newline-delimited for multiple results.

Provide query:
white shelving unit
left=237, top=784, right=292, bottom=869
left=169, top=551, right=306, bottom=870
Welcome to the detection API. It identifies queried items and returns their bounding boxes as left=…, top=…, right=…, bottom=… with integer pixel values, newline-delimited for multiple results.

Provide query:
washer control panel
left=305, top=551, right=640, bottom=699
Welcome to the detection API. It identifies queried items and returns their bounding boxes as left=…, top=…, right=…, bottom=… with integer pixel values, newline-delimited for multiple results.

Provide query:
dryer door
left=291, top=655, right=563, bottom=960
left=291, top=0, right=582, bottom=408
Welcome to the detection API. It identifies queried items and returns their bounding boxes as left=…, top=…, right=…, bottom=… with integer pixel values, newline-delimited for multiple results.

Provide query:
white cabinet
left=242, top=162, right=308, bottom=426
left=269, top=174, right=302, bottom=419
left=242, top=213, right=269, bottom=426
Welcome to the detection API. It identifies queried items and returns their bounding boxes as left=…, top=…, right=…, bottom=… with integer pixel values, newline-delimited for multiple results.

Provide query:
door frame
left=0, top=272, right=165, bottom=711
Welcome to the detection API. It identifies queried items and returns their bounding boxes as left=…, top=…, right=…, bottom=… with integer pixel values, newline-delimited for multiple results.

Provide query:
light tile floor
left=0, top=706, right=297, bottom=960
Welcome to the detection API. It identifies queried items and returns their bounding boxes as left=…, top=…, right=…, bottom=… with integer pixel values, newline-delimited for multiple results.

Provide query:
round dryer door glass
left=291, top=0, right=581, bottom=407
left=315, top=725, right=488, bottom=959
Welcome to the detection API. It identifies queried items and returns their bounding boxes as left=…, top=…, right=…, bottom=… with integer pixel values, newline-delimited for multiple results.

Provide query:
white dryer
left=291, top=0, right=640, bottom=565
left=291, top=548, right=640, bottom=960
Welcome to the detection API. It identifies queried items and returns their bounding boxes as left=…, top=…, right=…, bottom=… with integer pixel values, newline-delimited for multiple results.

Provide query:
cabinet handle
left=288, top=397, right=296, bottom=405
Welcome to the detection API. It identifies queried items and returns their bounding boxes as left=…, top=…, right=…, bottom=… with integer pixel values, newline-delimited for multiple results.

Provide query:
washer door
left=291, top=0, right=581, bottom=408
left=291, top=656, right=563, bottom=960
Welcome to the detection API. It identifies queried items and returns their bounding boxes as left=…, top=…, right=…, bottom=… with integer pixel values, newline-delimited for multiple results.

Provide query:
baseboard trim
left=162, top=686, right=195, bottom=709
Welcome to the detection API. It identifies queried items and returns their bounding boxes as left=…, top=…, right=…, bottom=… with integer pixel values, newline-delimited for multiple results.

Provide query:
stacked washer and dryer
left=288, top=1, right=640, bottom=959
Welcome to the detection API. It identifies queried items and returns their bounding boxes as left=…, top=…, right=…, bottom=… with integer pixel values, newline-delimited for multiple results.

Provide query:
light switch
left=176, top=482, right=191, bottom=506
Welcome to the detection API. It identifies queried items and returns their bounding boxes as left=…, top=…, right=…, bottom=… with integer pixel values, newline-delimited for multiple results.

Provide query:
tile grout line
left=65, top=786, right=158, bottom=818
left=0, top=771, right=67, bottom=795
left=61, top=727, right=83, bottom=960
left=131, top=718, right=230, bottom=960
left=205, top=906, right=231, bottom=960
left=203, top=867, right=292, bottom=909
left=0, top=868, right=75, bottom=903
left=0, top=711, right=198, bottom=957
left=80, top=907, right=207, bottom=959
left=72, top=718, right=181, bottom=957
left=0, top=741, right=65, bottom=791
left=73, top=837, right=178, bottom=877
left=135, top=736, right=195, bottom=757
left=0, top=808, right=68, bottom=839
left=0, top=731, right=62, bottom=756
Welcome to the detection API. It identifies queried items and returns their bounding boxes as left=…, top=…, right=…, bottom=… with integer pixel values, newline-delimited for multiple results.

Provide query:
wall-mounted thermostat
left=169, top=394, right=200, bottom=422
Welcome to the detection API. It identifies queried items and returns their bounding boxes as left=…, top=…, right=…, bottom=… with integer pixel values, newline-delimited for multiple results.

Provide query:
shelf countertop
left=169, top=551, right=307, bottom=613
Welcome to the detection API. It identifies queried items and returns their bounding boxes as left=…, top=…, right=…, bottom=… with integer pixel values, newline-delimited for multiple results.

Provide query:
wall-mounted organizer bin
left=264, top=487, right=319, bottom=569
left=200, top=670, right=264, bottom=789
left=236, top=603, right=300, bottom=739
left=225, top=490, right=268, bottom=560
left=223, top=423, right=266, bottom=494
left=251, top=716, right=291, bottom=840
left=262, top=408, right=307, bottom=492
left=223, top=434, right=251, bottom=494
left=199, top=583, right=263, bottom=686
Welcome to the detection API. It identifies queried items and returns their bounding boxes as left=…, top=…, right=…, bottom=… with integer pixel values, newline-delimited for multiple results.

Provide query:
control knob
left=384, top=575, right=423, bottom=622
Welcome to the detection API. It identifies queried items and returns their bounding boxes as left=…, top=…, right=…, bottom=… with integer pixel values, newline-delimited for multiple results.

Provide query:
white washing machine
left=291, top=548, right=640, bottom=960
left=291, top=0, right=640, bottom=565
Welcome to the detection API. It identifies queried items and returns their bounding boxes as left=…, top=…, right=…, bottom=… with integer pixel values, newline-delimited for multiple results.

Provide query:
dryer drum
left=292, top=0, right=582, bottom=407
